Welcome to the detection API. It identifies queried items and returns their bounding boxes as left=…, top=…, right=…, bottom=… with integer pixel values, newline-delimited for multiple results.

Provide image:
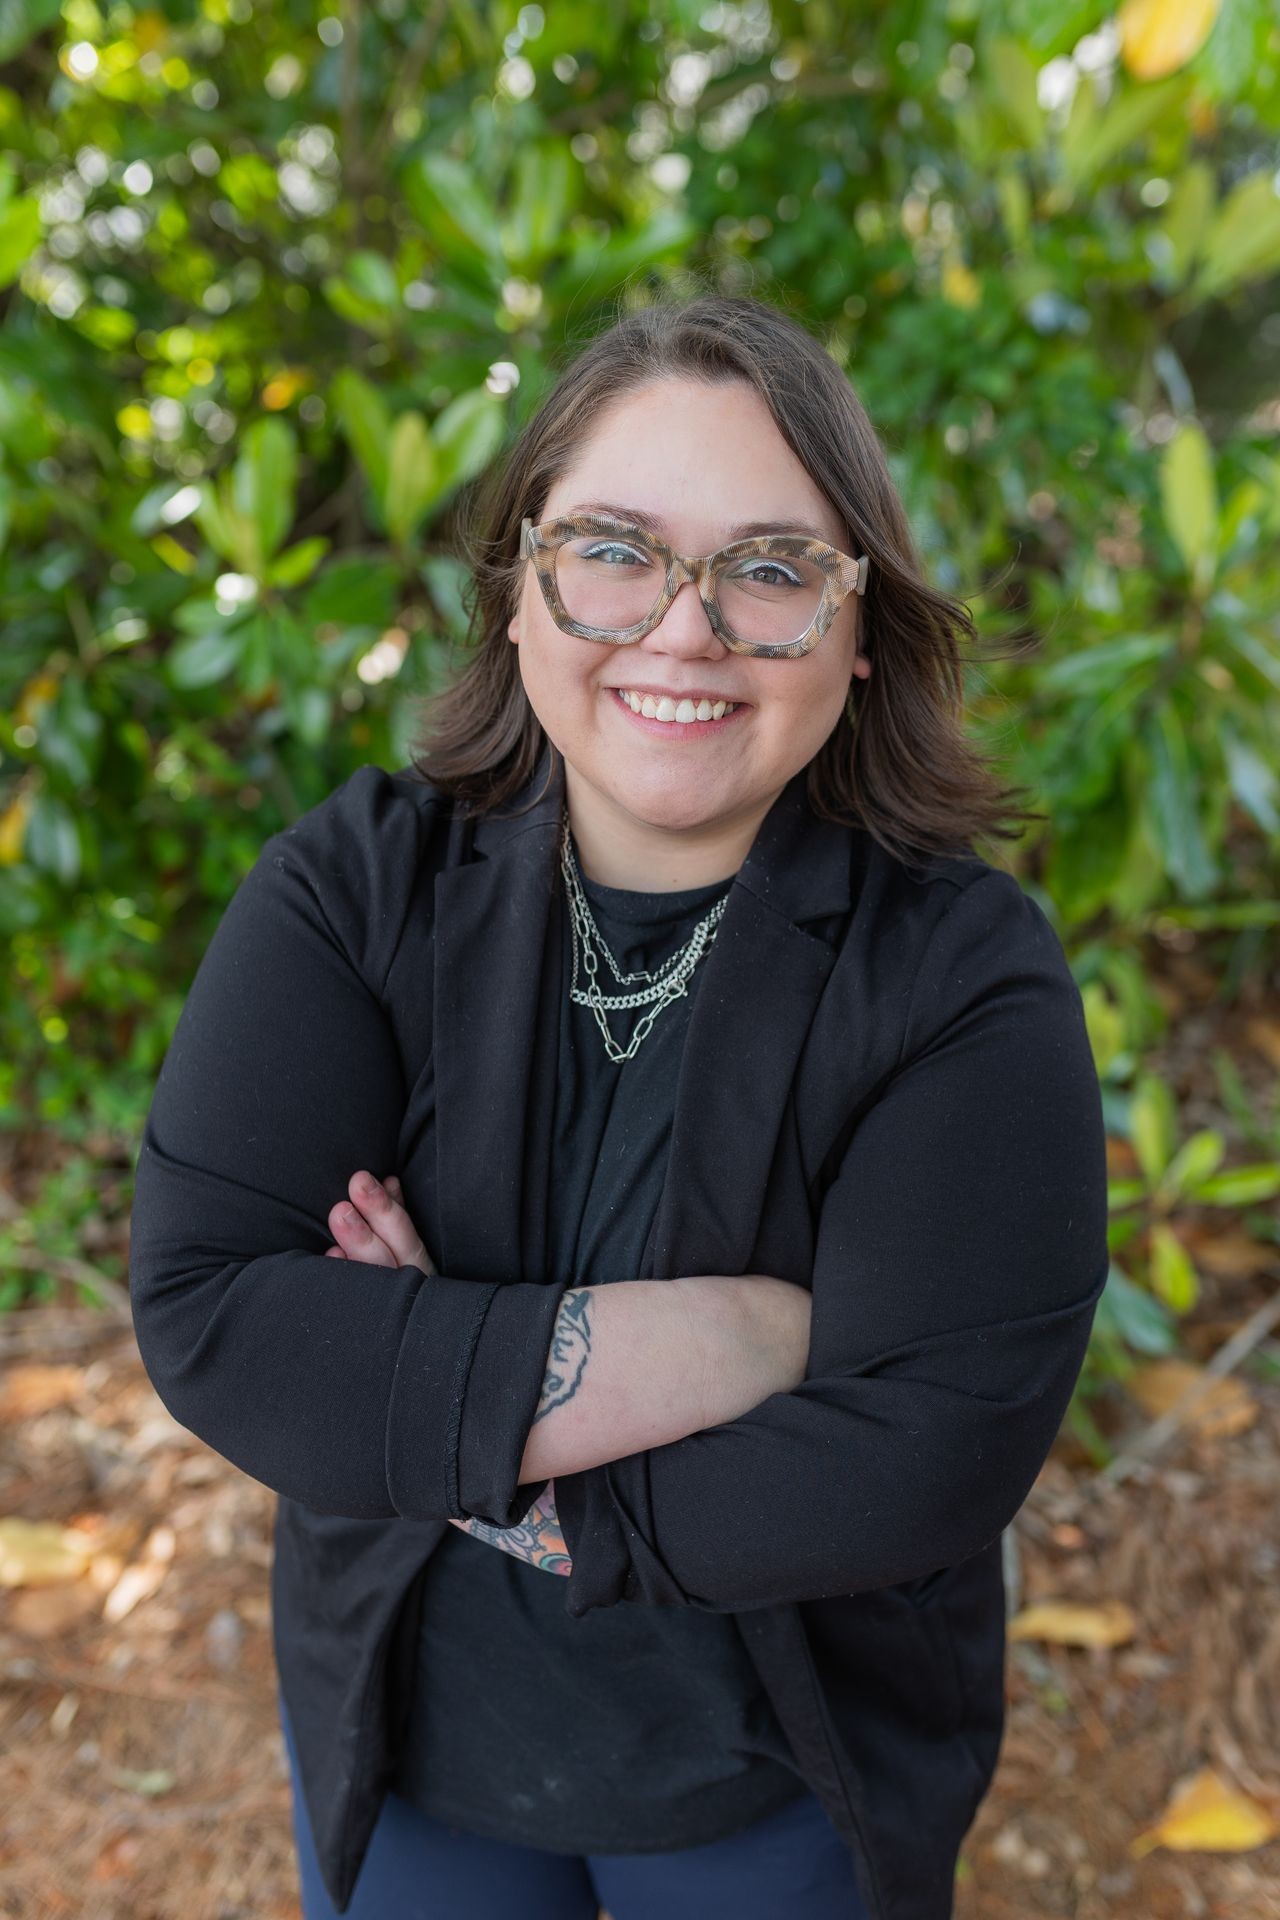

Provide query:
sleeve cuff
left=384, top=1271, right=571, bottom=1527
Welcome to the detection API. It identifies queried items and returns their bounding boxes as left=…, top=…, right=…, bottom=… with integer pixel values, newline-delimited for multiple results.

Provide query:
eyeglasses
left=520, top=513, right=870, bottom=659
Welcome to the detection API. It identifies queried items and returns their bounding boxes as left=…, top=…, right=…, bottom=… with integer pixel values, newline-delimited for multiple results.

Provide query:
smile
left=610, top=688, right=745, bottom=731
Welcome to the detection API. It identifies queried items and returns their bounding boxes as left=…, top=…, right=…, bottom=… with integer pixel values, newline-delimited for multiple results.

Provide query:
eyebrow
left=565, top=500, right=837, bottom=546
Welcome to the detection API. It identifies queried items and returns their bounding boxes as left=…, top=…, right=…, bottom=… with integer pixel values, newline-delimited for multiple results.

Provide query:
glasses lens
left=715, top=550, right=826, bottom=649
left=553, top=531, right=826, bottom=648
left=554, top=531, right=662, bottom=634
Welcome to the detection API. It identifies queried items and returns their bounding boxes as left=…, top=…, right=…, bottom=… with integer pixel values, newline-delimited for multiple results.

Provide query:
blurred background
left=1, top=2, right=1278, bottom=1915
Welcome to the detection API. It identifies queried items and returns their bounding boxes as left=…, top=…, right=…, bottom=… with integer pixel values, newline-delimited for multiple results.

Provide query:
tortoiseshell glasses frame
left=519, top=512, right=870, bottom=660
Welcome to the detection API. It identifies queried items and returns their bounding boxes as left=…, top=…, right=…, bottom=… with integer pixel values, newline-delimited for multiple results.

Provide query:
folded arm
left=553, top=869, right=1112, bottom=1616
left=128, top=769, right=809, bottom=1528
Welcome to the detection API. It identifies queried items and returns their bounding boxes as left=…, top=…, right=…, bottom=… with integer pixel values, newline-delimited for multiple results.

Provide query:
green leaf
left=1037, top=633, right=1171, bottom=697
left=304, top=555, right=402, bottom=630
left=384, top=411, right=439, bottom=544
left=1159, top=159, right=1215, bottom=282
left=1222, top=730, right=1280, bottom=834
left=1193, top=168, right=1280, bottom=302
left=332, top=368, right=392, bottom=502
left=1148, top=1222, right=1199, bottom=1314
left=1129, top=1073, right=1177, bottom=1185
left=192, top=478, right=254, bottom=568
left=1107, top=1178, right=1148, bottom=1211
left=1160, top=421, right=1218, bottom=592
left=431, top=387, right=506, bottom=496
left=1082, top=980, right=1127, bottom=1076
left=985, top=38, right=1044, bottom=148
left=504, top=142, right=576, bottom=267
left=1061, top=74, right=1190, bottom=189
left=231, top=417, right=297, bottom=569
left=1157, top=1128, right=1225, bottom=1201
left=1193, top=1165, right=1280, bottom=1207
left=346, top=250, right=401, bottom=308
left=24, top=792, right=81, bottom=885
left=0, top=195, right=42, bottom=288
left=403, top=153, right=501, bottom=270
left=1144, top=705, right=1216, bottom=900
left=1093, top=1262, right=1177, bottom=1356
left=267, top=536, right=330, bottom=589
left=165, top=628, right=246, bottom=690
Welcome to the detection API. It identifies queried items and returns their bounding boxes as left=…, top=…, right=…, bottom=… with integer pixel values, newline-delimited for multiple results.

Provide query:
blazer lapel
left=644, top=773, right=852, bottom=1280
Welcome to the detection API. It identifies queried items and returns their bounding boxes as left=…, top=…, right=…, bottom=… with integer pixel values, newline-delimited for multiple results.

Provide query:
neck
left=564, top=767, right=782, bottom=892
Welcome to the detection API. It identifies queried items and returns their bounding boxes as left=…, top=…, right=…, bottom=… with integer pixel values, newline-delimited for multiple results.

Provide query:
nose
left=637, top=579, right=729, bottom=661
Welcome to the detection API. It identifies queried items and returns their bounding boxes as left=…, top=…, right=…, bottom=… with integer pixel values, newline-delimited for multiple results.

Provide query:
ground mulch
left=1, top=1284, right=1276, bottom=1920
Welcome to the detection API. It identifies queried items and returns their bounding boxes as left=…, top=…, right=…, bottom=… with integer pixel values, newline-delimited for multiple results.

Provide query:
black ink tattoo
left=533, top=1287, right=592, bottom=1423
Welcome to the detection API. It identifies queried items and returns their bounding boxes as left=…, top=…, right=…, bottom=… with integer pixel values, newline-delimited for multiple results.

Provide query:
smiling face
left=507, top=376, right=871, bottom=889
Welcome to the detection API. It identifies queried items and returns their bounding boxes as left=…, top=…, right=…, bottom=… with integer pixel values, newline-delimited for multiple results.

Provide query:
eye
left=726, top=558, right=806, bottom=590
left=580, top=540, right=652, bottom=569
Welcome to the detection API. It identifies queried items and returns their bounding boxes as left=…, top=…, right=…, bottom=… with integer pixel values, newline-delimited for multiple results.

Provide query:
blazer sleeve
left=554, top=866, right=1111, bottom=1616
left=127, top=765, right=568, bottom=1522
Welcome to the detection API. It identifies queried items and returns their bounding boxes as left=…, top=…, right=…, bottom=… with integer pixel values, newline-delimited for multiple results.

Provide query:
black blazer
left=128, top=747, right=1110, bottom=1920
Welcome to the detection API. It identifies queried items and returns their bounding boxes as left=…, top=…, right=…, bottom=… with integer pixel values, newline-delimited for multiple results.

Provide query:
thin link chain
left=561, top=813, right=728, bottom=1066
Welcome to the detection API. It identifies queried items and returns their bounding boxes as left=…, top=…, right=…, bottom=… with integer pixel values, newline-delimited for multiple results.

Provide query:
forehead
left=544, top=378, right=847, bottom=549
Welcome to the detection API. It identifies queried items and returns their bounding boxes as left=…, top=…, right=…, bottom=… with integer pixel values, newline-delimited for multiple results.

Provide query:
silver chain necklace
left=560, top=812, right=729, bottom=1065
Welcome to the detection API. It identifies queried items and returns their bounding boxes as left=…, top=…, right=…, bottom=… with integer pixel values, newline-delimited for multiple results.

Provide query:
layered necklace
left=560, top=812, right=729, bottom=1065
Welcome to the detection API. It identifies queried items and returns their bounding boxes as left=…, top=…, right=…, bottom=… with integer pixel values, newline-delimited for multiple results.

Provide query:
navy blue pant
left=280, top=1688, right=870, bottom=1919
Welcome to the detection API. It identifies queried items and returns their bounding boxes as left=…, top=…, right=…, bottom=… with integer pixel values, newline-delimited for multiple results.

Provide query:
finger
left=328, top=1198, right=397, bottom=1268
left=324, top=1245, right=347, bottom=1259
left=346, top=1171, right=430, bottom=1272
left=385, top=1173, right=403, bottom=1200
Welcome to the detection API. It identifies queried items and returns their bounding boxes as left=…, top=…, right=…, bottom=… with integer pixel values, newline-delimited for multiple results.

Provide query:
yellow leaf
left=1126, top=1358, right=1256, bottom=1438
left=1008, top=1599, right=1137, bottom=1648
left=14, top=673, right=59, bottom=727
left=941, top=259, right=981, bottom=309
left=1131, top=1766, right=1276, bottom=1856
left=0, top=793, right=29, bottom=865
left=0, top=1518, right=96, bottom=1588
left=1118, top=0, right=1223, bottom=80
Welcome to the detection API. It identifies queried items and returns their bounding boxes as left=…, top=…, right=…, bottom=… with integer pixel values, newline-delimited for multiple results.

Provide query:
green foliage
left=1, top=2, right=1278, bottom=1374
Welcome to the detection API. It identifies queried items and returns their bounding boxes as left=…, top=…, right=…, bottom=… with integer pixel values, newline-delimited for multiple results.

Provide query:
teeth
left=617, top=691, right=737, bottom=724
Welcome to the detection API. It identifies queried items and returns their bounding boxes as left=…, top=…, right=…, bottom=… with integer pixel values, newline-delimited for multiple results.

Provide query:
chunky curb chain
left=560, top=813, right=728, bottom=1065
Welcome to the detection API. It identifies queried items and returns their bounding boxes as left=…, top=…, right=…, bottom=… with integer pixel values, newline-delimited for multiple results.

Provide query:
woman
left=128, top=292, right=1110, bottom=1920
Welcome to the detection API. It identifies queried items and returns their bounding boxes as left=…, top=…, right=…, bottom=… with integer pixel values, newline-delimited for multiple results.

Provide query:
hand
left=324, top=1170, right=433, bottom=1275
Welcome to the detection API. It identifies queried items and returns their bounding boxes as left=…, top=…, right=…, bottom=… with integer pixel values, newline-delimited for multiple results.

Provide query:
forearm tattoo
left=450, top=1483, right=571, bottom=1575
left=533, top=1287, right=593, bottom=1424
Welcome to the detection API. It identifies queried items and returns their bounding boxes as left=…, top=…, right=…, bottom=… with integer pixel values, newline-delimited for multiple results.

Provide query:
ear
left=852, top=654, right=871, bottom=680
left=507, top=616, right=520, bottom=645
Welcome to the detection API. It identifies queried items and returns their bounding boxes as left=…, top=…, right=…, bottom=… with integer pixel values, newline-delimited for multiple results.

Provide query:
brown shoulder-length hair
left=407, top=283, right=1039, bottom=866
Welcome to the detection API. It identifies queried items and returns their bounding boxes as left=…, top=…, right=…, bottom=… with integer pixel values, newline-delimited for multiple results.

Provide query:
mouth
left=606, top=687, right=749, bottom=736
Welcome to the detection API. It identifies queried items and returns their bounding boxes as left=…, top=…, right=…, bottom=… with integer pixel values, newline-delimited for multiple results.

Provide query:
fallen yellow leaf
left=1117, top=0, right=1223, bottom=80
left=0, top=1518, right=96, bottom=1588
left=1008, top=1600, right=1137, bottom=1648
left=1131, top=1766, right=1276, bottom=1856
left=1126, top=1358, right=1256, bottom=1438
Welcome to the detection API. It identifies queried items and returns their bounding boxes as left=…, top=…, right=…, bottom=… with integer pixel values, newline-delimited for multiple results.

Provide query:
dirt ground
left=1, top=1283, right=1277, bottom=1920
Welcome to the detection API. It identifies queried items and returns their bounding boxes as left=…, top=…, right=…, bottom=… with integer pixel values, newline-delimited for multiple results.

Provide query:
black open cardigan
left=127, top=747, right=1110, bottom=1919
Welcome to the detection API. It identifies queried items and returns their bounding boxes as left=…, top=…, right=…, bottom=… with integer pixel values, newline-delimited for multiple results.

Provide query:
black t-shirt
left=391, top=839, right=805, bottom=1852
